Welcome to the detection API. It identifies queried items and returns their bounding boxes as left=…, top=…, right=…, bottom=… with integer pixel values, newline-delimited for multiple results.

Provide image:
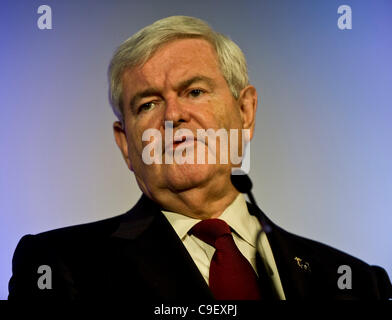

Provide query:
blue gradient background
left=1, top=0, right=391, bottom=299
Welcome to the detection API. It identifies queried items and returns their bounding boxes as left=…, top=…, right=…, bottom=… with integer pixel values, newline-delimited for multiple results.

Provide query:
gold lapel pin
left=294, top=257, right=311, bottom=272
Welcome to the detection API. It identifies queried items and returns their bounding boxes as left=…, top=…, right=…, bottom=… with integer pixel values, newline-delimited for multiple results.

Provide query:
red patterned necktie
left=189, top=219, right=262, bottom=300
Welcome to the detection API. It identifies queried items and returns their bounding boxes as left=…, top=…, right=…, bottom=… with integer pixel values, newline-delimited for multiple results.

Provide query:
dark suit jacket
left=8, top=194, right=392, bottom=300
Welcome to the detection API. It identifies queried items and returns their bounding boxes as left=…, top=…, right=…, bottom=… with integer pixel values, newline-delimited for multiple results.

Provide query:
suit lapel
left=248, top=202, right=375, bottom=300
left=110, top=195, right=213, bottom=300
left=247, top=202, right=317, bottom=299
left=263, top=222, right=316, bottom=299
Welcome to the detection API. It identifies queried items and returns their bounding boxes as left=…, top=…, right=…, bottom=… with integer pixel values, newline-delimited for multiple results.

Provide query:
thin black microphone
left=231, top=169, right=278, bottom=299
left=230, top=169, right=271, bottom=233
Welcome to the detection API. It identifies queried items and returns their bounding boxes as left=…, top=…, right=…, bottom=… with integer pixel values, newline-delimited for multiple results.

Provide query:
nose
left=163, top=96, right=190, bottom=127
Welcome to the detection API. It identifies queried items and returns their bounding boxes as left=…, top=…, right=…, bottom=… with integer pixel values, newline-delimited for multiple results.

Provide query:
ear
left=237, top=85, right=258, bottom=140
left=113, top=121, right=133, bottom=171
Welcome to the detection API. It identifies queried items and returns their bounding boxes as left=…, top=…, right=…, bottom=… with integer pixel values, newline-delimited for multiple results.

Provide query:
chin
left=163, top=163, right=215, bottom=191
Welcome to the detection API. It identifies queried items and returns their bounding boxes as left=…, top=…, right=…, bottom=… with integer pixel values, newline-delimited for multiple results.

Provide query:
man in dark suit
left=9, top=16, right=391, bottom=301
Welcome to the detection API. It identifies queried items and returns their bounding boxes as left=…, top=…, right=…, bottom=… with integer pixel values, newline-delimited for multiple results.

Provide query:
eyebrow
left=129, top=75, right=216, bottom=110
left=175, top=75, right=215, bottom=92
left=130, top=88, right=161, bottom=111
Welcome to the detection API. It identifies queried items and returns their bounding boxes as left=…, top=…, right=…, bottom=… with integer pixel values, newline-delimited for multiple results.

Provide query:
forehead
left=122, top=38, right=223, bottom=91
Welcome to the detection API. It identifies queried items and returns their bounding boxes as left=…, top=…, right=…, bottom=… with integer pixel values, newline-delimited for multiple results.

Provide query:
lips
left=164, top=135, right=197, bottom=152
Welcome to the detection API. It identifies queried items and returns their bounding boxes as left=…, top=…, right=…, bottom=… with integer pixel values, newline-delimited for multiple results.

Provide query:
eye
left=138, top=101, right=156, bottom=113
left=188, top=89, right=205, bottom=98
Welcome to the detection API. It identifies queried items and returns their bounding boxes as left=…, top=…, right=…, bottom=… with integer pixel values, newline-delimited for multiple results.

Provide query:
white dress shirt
left=162, top=193, right=286, bottom=299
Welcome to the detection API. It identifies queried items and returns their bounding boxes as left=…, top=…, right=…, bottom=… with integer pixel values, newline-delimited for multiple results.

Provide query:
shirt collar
left=161, top=193, right=260, bottom=247
left=162, top=209, right=201, bottom=240
left=219, top=193, right=259, bottom=247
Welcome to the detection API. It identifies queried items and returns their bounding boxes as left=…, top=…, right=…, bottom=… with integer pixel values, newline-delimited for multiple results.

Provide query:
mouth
left=164, top=135, right=198, bottom=153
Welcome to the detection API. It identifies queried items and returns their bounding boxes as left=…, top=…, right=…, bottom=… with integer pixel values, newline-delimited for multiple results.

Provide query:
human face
left=114, top=38, right=256, bottom=198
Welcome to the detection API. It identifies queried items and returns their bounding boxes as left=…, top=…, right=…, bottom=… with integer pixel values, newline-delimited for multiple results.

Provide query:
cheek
left=196, top=98, right=227, bottom=127
left=127, top=116, right=162, bottom=157
left=214, top=102, right=241, bottom=129
left=226, top=101, right=243, bottom=126
left=129, top=128, right=145, bottom=153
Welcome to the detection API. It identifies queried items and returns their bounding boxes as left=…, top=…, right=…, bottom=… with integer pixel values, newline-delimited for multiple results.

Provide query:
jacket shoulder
left=8, top=210, right=131, bottom=300
left=35, top=211, right=128, bottom=242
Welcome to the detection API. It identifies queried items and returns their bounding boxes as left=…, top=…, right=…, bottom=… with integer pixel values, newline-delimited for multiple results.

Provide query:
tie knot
left=189, top=219, right=231, bottom=247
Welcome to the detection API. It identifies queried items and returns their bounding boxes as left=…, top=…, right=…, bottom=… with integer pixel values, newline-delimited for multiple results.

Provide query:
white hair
left=108, top=16, right=249, bottom=122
